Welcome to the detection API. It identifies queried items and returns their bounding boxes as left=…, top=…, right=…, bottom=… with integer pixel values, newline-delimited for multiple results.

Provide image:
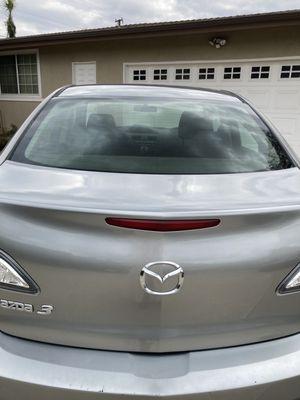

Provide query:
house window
left=0, top=53, right=39, bottom=95
left=133, top=70, right=146, bottom=81
left=251, top=66, right=270, bottom=79
left=280, top=65, right=300, bottom=79
left=175, top=68, right=190, bottom=80
left=224, top=67, right=241, bottom=79
left=153, top=69, right=167, bottom=80
left=199, top=67, right=215, bottom=80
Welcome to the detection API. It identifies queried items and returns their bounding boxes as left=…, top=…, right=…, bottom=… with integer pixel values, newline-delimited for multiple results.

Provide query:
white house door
left=124, top=59, right=300, bottom=156
left=72, top=62, right=96, bottom=85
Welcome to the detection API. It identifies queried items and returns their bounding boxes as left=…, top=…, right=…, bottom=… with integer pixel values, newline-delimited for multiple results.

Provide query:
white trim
left=15, top=54, right=20, bottom=95
left=72, top=61, right=97, bottom=85
left=0, top=48, right=42, bottom=100
left=0, top=48, right=40, bottom=56
left=36, top=50, right=42, bottom=98
left=123, top=56, right=300, bottom=68
left=122, top=64, right=126, bottom=84
left=0, top=96, right=43, bottom=102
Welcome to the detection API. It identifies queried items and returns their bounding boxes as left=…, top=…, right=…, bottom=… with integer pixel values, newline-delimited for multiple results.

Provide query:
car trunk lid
left=0, top=161, right=300, bottom=352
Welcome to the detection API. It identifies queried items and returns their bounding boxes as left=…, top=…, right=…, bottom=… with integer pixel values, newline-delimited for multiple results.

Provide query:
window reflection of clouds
left=14, top=89, right=293, bottom=174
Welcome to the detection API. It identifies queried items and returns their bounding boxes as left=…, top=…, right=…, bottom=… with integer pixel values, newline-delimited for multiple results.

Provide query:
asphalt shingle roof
left=0, top=8, right=299, bottom=48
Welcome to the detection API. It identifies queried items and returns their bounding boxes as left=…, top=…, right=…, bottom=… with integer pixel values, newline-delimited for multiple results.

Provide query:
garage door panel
left=244, top=89, right=270, bottom=110
left=124, top=60, right=300, bottom=156
left=275, top=90, right=299, bottom=110
left=270, top=116, right=296, bottom=134
left=269, top=116, right=300, bottom=152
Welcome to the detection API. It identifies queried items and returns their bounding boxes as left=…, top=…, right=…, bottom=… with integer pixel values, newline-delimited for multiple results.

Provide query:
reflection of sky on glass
left=11, top=85, right=293, bottom=177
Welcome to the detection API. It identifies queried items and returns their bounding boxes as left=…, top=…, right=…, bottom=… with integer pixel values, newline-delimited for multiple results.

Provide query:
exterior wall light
left=209, top=37, right=227, bottom=49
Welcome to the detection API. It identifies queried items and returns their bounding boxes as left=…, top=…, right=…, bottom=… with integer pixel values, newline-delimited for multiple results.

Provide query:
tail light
left=277, top=264, right=300, bottom=295
left=0, top=251, right=39, bottom=294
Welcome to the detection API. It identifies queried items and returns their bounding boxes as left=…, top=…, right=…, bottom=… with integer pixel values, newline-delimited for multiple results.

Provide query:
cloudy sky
left=0, top=0, right=300, bottom=37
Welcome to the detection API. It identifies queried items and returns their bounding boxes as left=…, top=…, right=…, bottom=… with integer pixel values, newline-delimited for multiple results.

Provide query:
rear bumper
left=1, top=331, right=300, bottom=400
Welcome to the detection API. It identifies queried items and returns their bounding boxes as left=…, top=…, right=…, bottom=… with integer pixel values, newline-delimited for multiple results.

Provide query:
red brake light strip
left=105, top=218, right=220, bottom=232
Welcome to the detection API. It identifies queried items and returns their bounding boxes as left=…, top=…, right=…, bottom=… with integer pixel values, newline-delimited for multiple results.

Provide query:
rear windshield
left=11, top=96, right=293, bottom=174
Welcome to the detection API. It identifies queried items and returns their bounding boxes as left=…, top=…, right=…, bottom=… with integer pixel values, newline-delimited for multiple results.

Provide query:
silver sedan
left=0, top=84, right=300, bottom=399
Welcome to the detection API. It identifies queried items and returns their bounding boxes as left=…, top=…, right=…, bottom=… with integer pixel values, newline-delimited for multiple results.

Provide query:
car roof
left=57, top=84, right=242, bottom=103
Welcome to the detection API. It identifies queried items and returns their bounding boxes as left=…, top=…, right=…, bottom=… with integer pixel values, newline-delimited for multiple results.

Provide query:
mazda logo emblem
left=140, top=261, right=184, bottom=296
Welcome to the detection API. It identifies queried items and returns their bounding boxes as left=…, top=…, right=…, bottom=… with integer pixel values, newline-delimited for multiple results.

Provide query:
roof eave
left=0, top=10, right=299, bottom=51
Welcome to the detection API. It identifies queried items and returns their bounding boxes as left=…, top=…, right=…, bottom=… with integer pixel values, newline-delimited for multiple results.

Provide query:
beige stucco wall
left=40, top=25, right=300, bottom=94
left=1, top=24, right=300, bottom=128
left=0, top=101, right=39, bottom=130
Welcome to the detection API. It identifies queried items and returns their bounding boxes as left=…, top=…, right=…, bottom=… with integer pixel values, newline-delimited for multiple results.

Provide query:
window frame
left=280, top=64, right=300, bottom=79
left=223, top=66, right=242, bottom=80
left=132, top=69, right=147, bottom=81
left=175, top=68, right=190, bottom=80
left=0, top=49, right=41, bottom=101
left=153, top=68, right=168, bottom=81
left=250, top=65, right=271, bottom=80
left=198, top=67, right=215, bottom=80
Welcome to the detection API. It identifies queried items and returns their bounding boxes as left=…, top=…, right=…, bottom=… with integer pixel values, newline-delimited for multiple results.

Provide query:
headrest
left=218, top=119, right=242, bottom=149
left=178, top=112, right=213, bottom=139
left=87, top=113, right=116, bottom=130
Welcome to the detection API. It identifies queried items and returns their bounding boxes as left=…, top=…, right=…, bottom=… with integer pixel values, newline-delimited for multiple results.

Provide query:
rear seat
left=178, top=111, right=224, bottom=158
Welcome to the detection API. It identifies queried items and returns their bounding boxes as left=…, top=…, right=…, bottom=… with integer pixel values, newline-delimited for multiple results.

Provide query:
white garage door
left=124, top=59, right=300, bottom=156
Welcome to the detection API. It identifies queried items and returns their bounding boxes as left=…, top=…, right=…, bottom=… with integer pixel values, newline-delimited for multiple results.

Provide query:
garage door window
left=153, top=69, right=167, bottom=80
left=199, top=68, right=215, bottom=80
left=280, top=65, right=300, bottom=79
left=224, top=67, right=241, bottom=80
left=251, top=66, right=270, bottom=79
left=175, top=69, right=190, bottom=80
left=133, top=70, right=146, bottom=81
